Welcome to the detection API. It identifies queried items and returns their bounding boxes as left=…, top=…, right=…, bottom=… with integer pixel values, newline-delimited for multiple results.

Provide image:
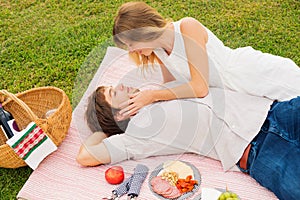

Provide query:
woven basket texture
left=0, top=87, right=72, bottom=168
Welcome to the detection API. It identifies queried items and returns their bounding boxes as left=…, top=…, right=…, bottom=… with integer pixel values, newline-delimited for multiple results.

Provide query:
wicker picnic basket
left=0, top=86, right=72, bottom=168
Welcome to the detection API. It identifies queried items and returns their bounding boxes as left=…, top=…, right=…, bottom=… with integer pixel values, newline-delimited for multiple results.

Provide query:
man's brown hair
left=85, top=86, right=130, bottom=136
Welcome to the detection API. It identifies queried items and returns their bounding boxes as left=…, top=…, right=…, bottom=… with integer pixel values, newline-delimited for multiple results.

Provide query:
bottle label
left=8, top=119, right=20, bottom=134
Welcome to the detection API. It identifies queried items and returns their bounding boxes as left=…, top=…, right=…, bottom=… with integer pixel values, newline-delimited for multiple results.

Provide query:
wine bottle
left=0, top=103, right=15, bottom=139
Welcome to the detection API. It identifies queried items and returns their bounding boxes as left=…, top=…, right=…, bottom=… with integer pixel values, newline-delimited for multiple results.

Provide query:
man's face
left=103, top=84, right=139, bottom=109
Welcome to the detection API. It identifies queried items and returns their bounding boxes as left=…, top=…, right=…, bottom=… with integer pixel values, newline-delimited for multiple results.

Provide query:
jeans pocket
left=268, top=97, right=300, bottom=146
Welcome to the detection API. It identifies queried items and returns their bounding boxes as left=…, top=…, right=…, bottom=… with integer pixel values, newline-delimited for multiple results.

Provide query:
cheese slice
left=159, top=160, right=194, bottom=179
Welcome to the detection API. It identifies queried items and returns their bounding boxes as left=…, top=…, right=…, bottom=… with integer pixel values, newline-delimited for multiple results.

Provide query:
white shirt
left=103, top=88, right=273, bottom=171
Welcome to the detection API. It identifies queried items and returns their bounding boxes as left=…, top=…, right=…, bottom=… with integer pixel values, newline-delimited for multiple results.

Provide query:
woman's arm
left=152, top=17, right=209, bottom=99
left=76, top=131, right=111, bottom=166
left=119, top=18, right=209, bottom=116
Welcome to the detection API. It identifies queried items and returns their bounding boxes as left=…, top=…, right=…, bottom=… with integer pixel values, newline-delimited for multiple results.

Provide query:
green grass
left=0, top=0, right=299, bottom=199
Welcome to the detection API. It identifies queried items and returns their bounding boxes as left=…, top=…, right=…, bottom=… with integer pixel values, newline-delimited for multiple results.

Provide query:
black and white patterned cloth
left=113, top=164, right=149, bottom=198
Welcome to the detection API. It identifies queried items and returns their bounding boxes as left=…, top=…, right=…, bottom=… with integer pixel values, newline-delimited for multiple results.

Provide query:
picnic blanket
left=17, top=47, right=278, bottom=200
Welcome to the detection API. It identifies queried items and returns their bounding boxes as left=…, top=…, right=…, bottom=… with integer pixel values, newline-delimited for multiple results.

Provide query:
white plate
left=149, top=160, right=201, bottom=200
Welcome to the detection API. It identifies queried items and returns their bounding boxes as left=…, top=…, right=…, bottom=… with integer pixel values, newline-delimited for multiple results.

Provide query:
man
left=76, top=84, right=300, bottom=200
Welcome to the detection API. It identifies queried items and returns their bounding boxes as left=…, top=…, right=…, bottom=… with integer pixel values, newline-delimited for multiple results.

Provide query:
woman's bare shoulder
left=179, top=17, right=208, bottom=44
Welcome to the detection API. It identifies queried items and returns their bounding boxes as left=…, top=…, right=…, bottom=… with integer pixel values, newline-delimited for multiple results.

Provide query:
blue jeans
left=243, top=97, right=300, bottom=200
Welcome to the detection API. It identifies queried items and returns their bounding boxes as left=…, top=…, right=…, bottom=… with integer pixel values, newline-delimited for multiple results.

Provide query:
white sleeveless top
left=153, top=20, right=191, bottom=83
left=154, top=19, right=232, bottom=87
left=154, top=19, right=300, bottom=101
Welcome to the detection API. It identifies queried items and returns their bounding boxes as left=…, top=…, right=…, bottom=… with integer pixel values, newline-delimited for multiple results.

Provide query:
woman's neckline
left=163, top=22, right=176, bottom=57
left=164, top=21, right=179, bottom=59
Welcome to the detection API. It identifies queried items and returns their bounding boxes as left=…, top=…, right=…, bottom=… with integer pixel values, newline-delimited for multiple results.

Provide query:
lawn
left=0, top=0, right=299, bottom=199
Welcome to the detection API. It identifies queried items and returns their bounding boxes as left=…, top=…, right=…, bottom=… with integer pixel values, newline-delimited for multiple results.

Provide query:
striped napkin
left=113, top=164, right=149, bottom=198
left=6, top=122, right=57, bottom=170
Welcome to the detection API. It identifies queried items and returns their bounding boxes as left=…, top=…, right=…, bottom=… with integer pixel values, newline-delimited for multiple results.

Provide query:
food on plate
left=201, top=187, right=239, bottom=200
left=160, top=171, right=179, bottom=186
left=218, top=191, right=239, bottom=200
left=176, top=175, right=198, bottom=193
left=104, top=166, right=125, bottom=184
left=150, top=176, right=181, bottom=199
left=161, top=160, right=194, bottom=179
left=151, top=161, right=199, bottom=199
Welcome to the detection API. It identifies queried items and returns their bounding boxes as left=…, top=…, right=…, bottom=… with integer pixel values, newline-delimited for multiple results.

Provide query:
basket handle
left=0, top=90, right=37, bottom=121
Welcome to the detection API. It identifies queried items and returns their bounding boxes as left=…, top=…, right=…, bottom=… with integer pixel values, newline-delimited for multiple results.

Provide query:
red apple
left=105, top=166, right=124, bottom=184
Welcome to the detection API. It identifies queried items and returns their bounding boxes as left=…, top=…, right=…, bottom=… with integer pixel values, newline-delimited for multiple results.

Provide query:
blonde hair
left=113, top=2, right=171, bottom=68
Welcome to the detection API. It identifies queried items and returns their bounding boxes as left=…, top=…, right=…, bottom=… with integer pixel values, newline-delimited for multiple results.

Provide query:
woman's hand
left=119, top=90, right=155, bottom=117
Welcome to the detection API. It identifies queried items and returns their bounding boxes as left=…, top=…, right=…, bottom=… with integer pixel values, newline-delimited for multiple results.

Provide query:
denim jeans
left=244, top=97, right=300, bottom=200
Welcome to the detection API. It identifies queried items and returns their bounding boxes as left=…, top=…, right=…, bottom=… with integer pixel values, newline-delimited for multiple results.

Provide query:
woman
left=113, top=1, right=300, bottom=116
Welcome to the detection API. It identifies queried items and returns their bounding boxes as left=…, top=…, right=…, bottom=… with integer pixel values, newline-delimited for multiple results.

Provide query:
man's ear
left=114, top=112, right=130, bottom=121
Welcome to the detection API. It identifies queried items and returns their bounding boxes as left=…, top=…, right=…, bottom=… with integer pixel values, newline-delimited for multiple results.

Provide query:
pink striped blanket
left=17, top=47, right=278, bottom=200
